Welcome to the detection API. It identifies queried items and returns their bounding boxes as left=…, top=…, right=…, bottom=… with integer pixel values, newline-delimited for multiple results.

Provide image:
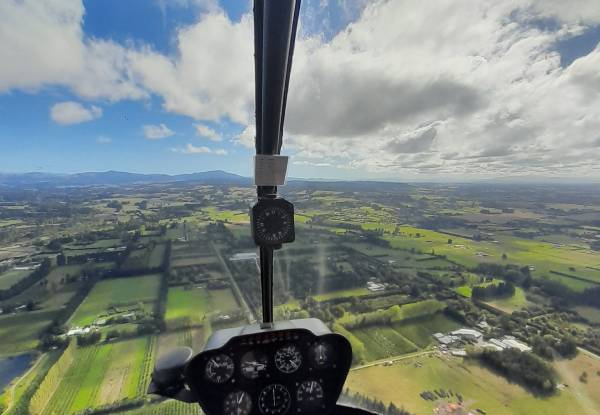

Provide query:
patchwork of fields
left=69, top=274, right=161, bottom=327
left=346, top=355, right=595, bottom=415
left=165, top=286, right=238, bottom=328
left=32, top=337, right=155, bottom=415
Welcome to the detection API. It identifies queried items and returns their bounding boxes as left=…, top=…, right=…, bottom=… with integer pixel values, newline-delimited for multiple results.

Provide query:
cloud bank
left=2, top=0, right=600, bottom=177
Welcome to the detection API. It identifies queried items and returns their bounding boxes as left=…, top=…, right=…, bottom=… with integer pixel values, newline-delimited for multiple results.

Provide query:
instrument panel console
left=184, top=319, right=352, bottom=415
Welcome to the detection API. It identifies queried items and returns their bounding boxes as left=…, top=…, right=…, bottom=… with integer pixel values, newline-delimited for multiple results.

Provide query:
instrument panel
left=184, top=325, right=352, bottom=415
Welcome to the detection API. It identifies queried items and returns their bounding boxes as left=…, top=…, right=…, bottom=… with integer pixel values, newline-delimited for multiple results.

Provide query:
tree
left=502, top=253, right=508, bottom=260
left=57, top=253, right=66, bottom=266
left=447, top=238, right=453, bottom=244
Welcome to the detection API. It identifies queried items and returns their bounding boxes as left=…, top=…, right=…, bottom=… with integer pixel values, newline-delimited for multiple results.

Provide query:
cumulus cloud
left=143, top=123, right=174, bottom=140
left=0, top=0, right=146, bottom=101
left=195, top=123, right=222, bottom=141
left=3, top=0, right=600, bottom=177
left=171, top=143, right=211, bottom=154
left=233, top=124, right=255, bottom=148
left=50, top=101, right=102, bottom=125
left=171, top=143, right=228, bottom=155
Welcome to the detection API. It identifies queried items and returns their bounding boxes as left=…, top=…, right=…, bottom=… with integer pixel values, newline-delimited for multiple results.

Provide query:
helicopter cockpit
left=148, top=1, right=377, bottom=414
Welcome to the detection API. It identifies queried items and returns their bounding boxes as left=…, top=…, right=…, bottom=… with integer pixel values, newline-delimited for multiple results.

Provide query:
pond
left=0, top=353, right=34, bottom=393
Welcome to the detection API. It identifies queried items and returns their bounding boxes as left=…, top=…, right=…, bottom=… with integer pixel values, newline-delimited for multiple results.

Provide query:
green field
left=383, top=225, right=600, bottom=290
left=347, top=355, right=594, bottom=415
left=165, top=287, right=238, bottom=328
left=39, top=337, right=156, bottom=414
left=454, top=285, right=472, bottom=297
left=393, top=314, right=461, bottom=348
left=351, top=326, right=418, bottom=361
left=0, top=269, right=30, bottom=290
left=484, top=286, right=528, bottom=313
left=0, top=310, right=58, bottom=354
left=69, top=274, right=161, bottom=327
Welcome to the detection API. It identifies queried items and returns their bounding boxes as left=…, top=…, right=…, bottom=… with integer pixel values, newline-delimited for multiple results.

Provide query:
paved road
left=210, top=242, right=257, bottom=324
left=351, top=349, right=436, bottom=371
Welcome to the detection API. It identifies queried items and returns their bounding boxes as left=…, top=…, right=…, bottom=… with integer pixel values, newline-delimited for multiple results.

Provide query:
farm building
left=450, top=328, right=483, bottom=341
left=366, top=281, right=385, bottom=292
left=483, top=336, right=531, bottom=352
left=433, top=332, right=460, bottom=346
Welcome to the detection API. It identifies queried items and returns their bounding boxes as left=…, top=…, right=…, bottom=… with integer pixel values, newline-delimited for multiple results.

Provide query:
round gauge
left=251, top=199, right=295, bottom=246
left=296, top=380, right=324, bottom=408
left=254, top=206, right=294, bottom=245
left=223, top=391, right=252, bottom=415
left=258, top=384, right=291, bottom=415
left=275, top=345, right=302, bottom=374
left=241, top=350, right=268, bottom=379
left=204, top=354, right=234, bottom=384
left=309, top=342, right=332, bottom=367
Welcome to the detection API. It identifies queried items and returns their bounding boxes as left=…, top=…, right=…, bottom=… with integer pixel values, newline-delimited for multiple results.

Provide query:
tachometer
left=223, top=391, right=252, bottom=415
left=258, top=384, right=291, bottom=415
left=204, top=354, right=234, bottom=384
left=274, top=345, right=302, bottom=374
left=309, top=342, right=332, bottom=368
left=296, top=380, right=324, bottom=409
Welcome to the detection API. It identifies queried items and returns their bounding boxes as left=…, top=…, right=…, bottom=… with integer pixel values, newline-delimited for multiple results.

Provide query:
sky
left=1, top=0, right=600, bottom=181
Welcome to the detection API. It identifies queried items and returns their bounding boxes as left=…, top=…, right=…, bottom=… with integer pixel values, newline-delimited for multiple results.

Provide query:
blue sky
left=1, top=1, right=600, bottom=180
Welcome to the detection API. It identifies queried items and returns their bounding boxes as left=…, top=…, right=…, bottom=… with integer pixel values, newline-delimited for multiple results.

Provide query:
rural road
left=210, top=242, right=257, bottom=324
left=351, top=349, right=436, bottom=371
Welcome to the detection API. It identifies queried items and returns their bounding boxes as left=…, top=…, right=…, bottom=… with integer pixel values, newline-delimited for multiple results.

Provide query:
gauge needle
left=310, top=382, right=314, bottom=393
left=273, top=388, right=276, bottom=405
left=238, top=393, right=243, bottom=404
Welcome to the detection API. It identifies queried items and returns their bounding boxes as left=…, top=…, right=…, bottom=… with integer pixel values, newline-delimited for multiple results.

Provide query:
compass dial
left=204, top=354, right=234, bottom=384
left=254, top=206, right=293, bottom=244
left=274, top=345, right=302, bottom=374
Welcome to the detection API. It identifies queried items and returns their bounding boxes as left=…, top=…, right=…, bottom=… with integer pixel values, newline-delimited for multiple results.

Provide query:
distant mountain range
left=0, top=170, right=417, bottom=192
left=0, top=170, right=250, bottom=187
left=1, top=170, right=595, bottom=190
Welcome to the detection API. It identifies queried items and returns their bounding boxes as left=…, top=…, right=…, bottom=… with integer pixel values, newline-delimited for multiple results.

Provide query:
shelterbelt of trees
left=468, top=348, right=558, bottom=395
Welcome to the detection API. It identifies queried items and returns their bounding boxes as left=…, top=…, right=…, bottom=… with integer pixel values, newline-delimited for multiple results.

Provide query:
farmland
left=346, top=355, right=594, bottom=415
left=0, top=311, right=58, bottom=354
left=69, top=274, right=161, bottom=327
left=0, top=179, right=600, bottom=415
left=165, top=287, right=238, bottom=328
left=32, top=337, right=155, bottom=415
left=0, top=270, right=29, bottom=290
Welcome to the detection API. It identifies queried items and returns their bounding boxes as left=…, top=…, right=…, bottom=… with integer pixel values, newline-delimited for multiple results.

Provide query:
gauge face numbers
left=254, top=206, right=293, bottom=245
left=251, top=198, right=295, bottom=246
left=309, top=342, right=332, bottom=368
left=275, top=345, right=302, bottom=374
left=204, top=354, right=234, bottom=384
left=296, top=380, right=324, bottom=408
left=258, top=384, right=291, bottom=415
left=223, top=391, right=252, bottom=415
left=241, top=350, right=268, bottom=379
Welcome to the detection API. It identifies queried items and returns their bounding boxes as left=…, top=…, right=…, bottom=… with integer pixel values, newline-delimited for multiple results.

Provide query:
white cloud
left=0, top=0, right=146, bottom=101
left=233, top=124, right=255, bottom=148
left=97, top=136, right=112, bottom=144
left=171, top=143, right=212, bottom=154
left=50, top=101, right=102, bottom=125
left=128, top=12, right=254, bottom=123
left=215, top=148, right=228, bottom=155
left=3, top=0, right=600, bottom=177
left=195, top=123, right=222, bottom=141
left=143, top=123, right=174, bottom=140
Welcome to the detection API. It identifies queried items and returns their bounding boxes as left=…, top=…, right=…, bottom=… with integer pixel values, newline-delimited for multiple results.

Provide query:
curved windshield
left=1, top=1, right=600, bottom=415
